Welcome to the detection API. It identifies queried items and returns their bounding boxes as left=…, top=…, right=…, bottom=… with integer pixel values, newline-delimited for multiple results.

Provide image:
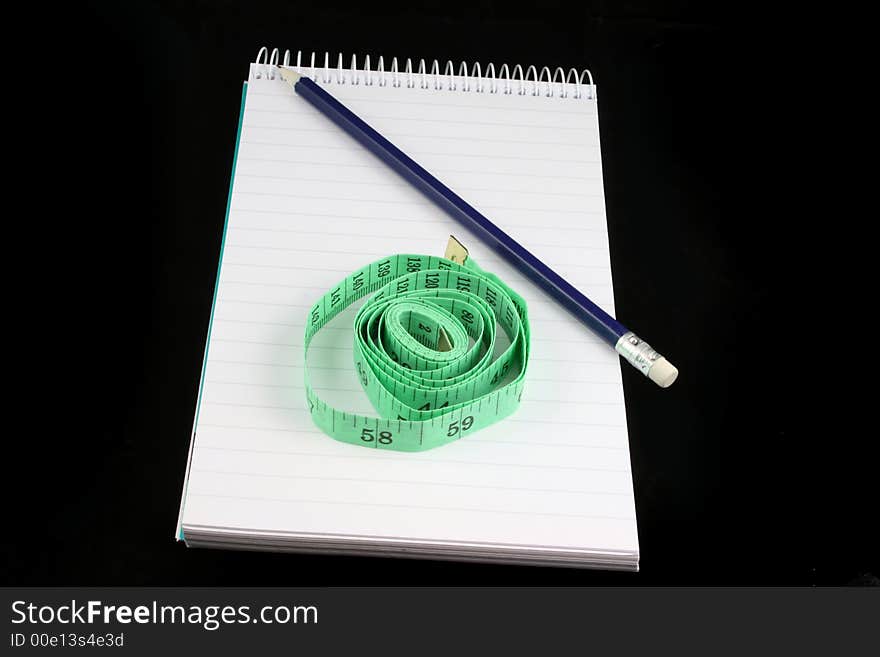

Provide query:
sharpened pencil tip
left=278, top=67, right=302, bottom=86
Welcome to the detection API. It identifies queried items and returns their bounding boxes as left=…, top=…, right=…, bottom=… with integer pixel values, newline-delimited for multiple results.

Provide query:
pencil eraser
left=648, top=357, right=678, bottom=388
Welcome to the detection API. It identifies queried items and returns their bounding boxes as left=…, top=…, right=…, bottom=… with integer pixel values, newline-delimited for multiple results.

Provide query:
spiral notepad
left=176, top=49, right=640, bottom=570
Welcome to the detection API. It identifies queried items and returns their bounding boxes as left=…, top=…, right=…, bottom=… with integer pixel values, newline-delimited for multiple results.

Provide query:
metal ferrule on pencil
left=615, top=332, right=662, bottom=375
left=614, top=332, right=677, bottom=387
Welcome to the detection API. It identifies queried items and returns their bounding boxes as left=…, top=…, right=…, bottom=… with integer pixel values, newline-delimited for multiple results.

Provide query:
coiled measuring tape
left=304, top=239, right=529, bottom=452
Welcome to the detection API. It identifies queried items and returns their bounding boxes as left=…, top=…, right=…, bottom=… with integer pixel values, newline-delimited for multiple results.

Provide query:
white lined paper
left=178, top=64, right=639, bottom=567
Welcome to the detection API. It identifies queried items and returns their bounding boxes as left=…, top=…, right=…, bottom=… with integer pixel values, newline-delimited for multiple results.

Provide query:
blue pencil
left=279, top=68, right=677, bottom=387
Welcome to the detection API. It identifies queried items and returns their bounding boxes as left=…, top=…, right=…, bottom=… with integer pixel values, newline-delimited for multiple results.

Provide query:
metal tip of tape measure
left=437, top=327, right=453, bottom=352
left=444, top=235, right=469, bottom=264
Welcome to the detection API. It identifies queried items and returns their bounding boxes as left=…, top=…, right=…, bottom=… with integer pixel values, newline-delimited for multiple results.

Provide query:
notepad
left=176, top=50, right=640, bottom=570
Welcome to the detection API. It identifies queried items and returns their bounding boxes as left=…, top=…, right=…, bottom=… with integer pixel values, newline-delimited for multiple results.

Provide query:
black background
left=5, top=1, right=873, bottom=586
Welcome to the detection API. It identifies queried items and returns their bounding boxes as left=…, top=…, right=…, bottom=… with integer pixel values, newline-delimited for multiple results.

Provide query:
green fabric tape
left=305, top=253, right=530, bottom=451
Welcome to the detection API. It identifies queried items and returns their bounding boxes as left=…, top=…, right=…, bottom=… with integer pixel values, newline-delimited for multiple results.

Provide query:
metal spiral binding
left=253, top=47, right=595, bottom=99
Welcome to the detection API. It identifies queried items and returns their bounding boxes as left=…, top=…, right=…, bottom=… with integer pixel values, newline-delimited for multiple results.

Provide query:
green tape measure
left=305, top=249, right=530, bottom=451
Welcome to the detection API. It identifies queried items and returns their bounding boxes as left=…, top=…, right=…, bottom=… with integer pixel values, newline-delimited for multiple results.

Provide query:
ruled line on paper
left=236, top=156, right=603, bottom=181
left=244, top=95, right=598, bottom=115
left=190, top=468, right=631, bottom=495
left=241, top=125, right=598, bottom=149
left=223, top=208, right=609, bottom=232
left=239, top=141, right=601, bottom=164
left=244, top=113, right=600, bottom=131
left=192, top=442, right=629, bottom=474
left=186, top=491, right=632, bottom=521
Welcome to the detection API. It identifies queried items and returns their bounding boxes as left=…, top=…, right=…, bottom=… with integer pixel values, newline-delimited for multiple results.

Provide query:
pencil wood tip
left=278, top=67, right=302, bottom=86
